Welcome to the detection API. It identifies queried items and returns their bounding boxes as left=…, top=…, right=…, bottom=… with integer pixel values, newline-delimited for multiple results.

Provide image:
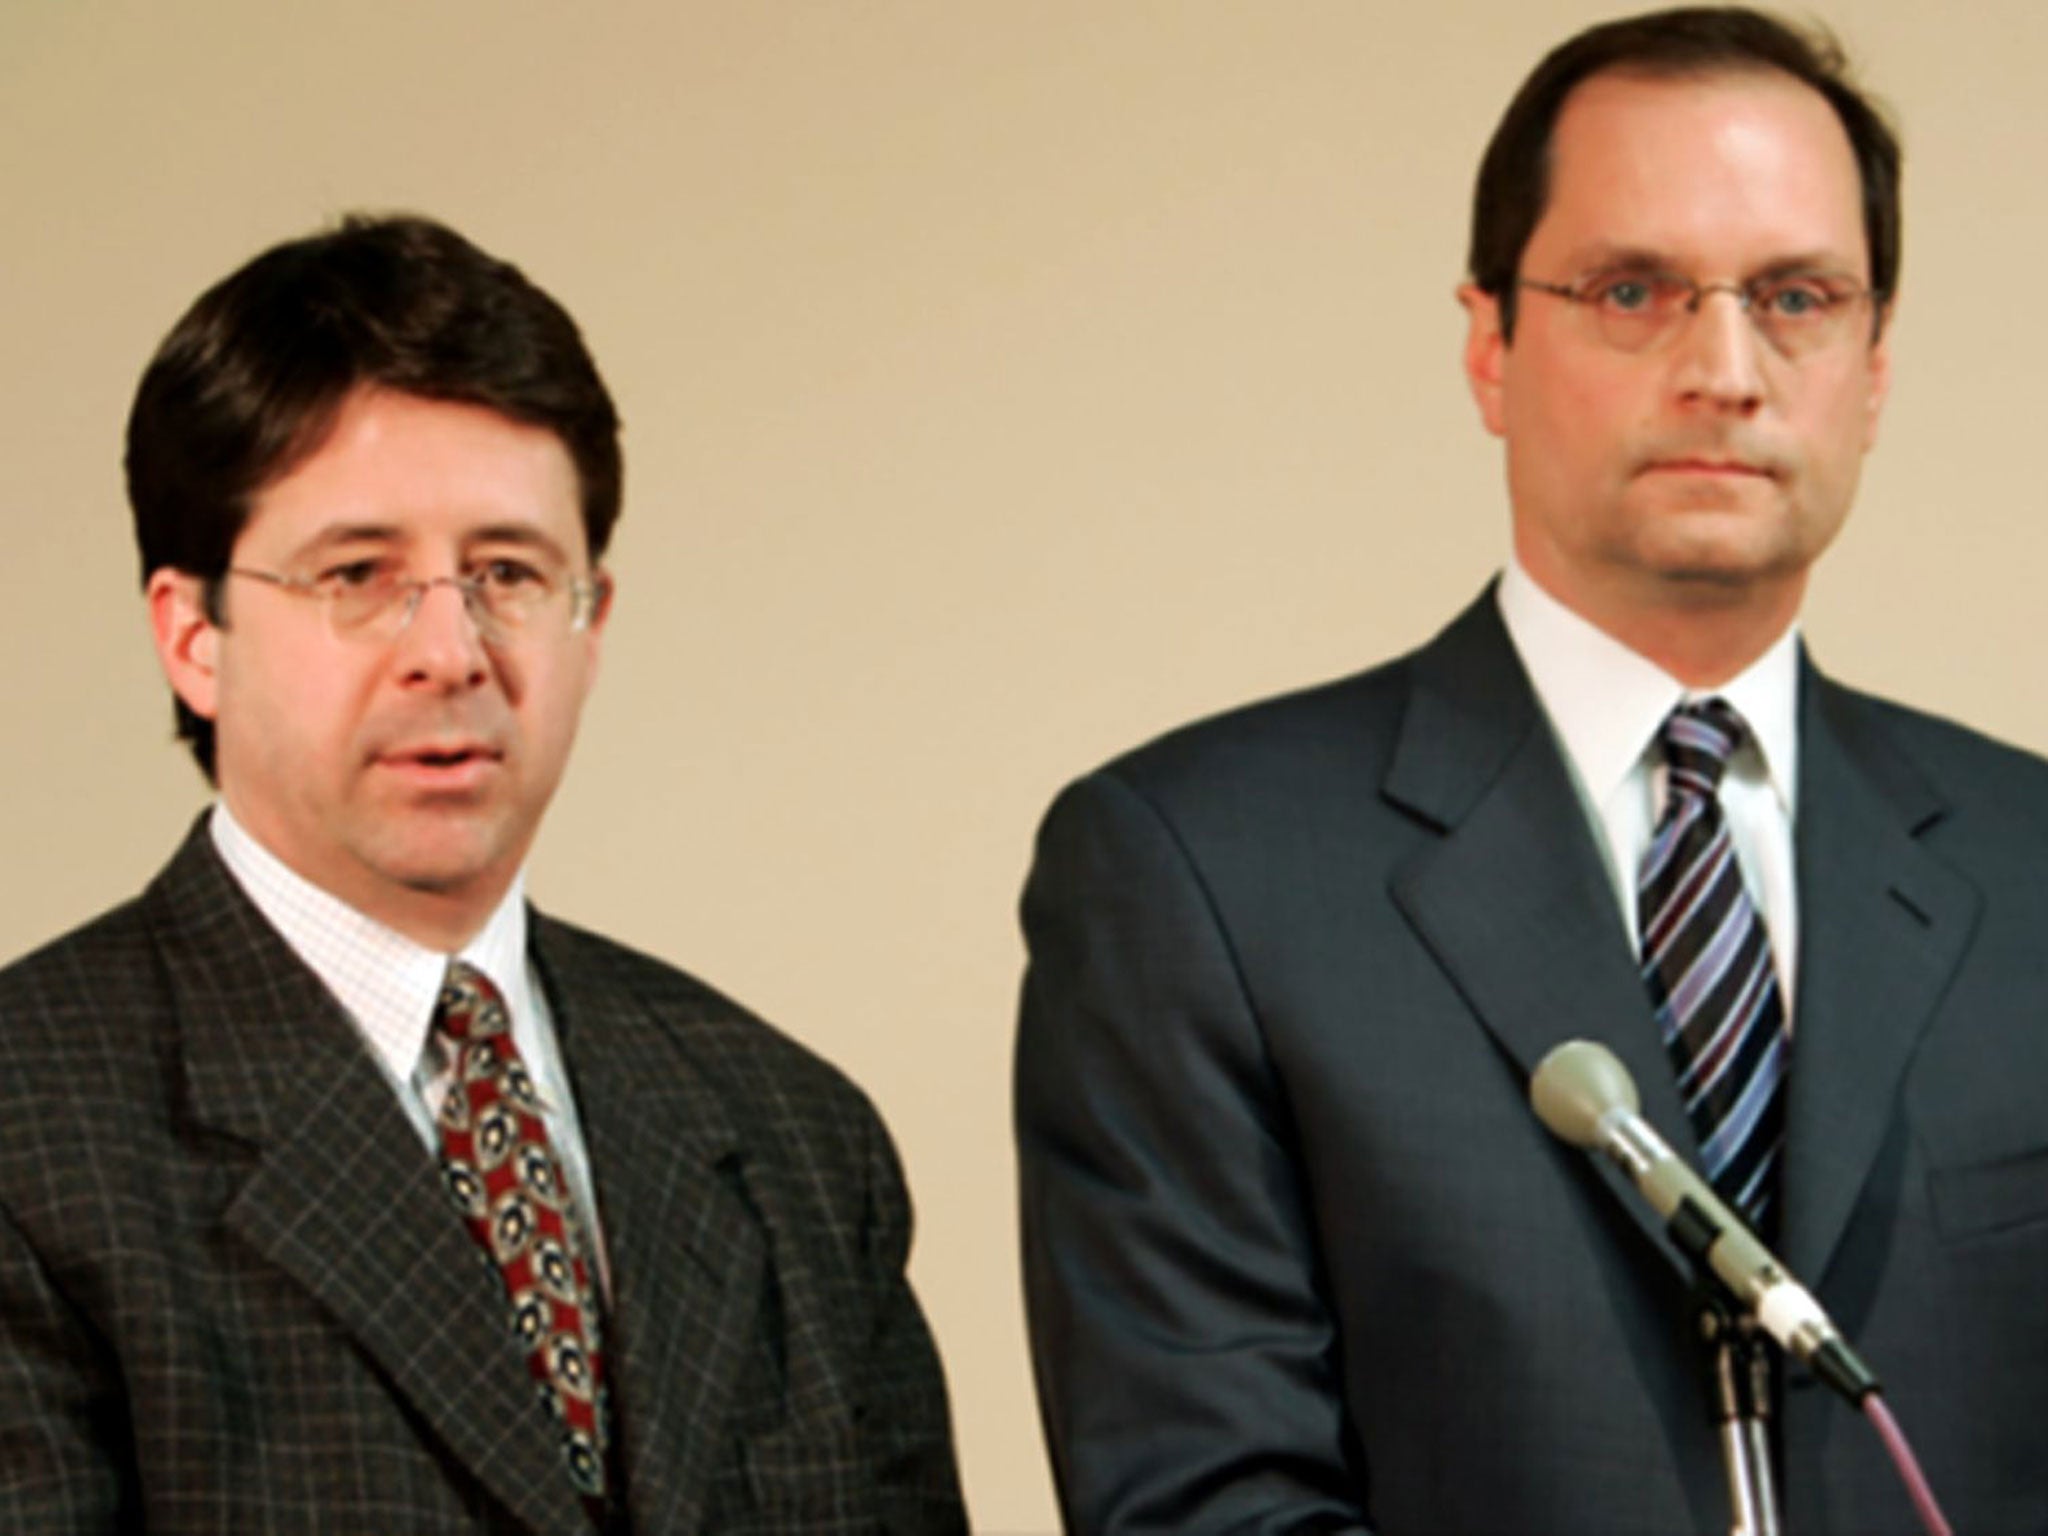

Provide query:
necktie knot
left=435, top=960, right=509, bottom=1044
left=1660, top=697, right=1745, bottom=802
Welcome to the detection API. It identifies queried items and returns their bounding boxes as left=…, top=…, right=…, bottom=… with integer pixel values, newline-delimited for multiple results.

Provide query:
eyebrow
left=462, top=524, right=575, bottom=566
left=1568, top=244, right=1866, bottom=281
left=282, top=521, right=577, bottom=569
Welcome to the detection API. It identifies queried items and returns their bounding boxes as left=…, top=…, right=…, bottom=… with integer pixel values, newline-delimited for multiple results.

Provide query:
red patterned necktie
left=432, top=960, right=614, bottom=1513
left=1637, top=700, right=1788, bottom=1227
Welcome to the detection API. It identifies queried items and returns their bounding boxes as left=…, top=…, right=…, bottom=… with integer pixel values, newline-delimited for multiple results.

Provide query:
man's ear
left=147, top=569, right=221, bottom=722
left=585, top=567, right=615, bottom=637
left=1458, top=283, right=1509, bottom=439
left=576, top=567, right=613, bottom=695
left=1863, top=299, right=1896, bottom=452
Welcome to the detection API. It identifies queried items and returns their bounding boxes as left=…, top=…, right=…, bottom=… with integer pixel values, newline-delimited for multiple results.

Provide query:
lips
left=1637, top=442, right=1782, bottom=480
left=380, top=740, right=502, bottom=767
left=1643, top=457, right=1775, bottom=478
left=372, top=739, right=506, bottom=791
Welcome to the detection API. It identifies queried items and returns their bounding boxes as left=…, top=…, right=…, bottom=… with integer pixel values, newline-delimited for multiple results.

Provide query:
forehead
left=239, top=388, right=586, bottom=559
left=1531, top=67, right=1869, bottom=275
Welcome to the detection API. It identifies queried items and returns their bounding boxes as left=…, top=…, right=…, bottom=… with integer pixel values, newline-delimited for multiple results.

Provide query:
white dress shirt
left=1496, top=557, right=1801, bottom=1013
left=209, top=802, right=610, bottom=1286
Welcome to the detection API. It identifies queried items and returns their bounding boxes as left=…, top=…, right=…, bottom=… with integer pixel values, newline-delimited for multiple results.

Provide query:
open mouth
left=378, top=744, right=504, bottom=786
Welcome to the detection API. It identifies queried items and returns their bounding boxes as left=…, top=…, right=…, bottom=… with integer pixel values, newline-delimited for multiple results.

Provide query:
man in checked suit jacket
left=0, top=215, right=965, bottom=1533
left=1018, top=9, right=2048, bottom=1534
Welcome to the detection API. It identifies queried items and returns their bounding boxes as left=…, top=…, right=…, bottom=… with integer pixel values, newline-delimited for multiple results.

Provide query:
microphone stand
left=1531, top=1042, right=1954, bottom=1534
left=1697, top=1289, right=1780, bottom=1536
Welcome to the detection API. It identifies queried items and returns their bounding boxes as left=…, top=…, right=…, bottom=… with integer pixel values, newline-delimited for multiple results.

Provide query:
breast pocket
left=1927, top=1139, right=2048, bottom=1241
left=1908, top=998, right=2048, bottom=1243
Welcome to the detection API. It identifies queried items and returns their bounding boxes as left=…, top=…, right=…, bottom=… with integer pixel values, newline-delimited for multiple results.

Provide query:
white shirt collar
left=1496, top=555, right=1800, bottom=815
left=209, top=802, right=530, bottom=1091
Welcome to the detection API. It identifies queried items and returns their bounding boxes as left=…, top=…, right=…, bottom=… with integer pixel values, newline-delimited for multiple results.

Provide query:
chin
left=1633, top=516, right=1803, bottom=577
left=359, top=822, right=518, bottom=901
left=1650, top=566, right=1778, bottom=601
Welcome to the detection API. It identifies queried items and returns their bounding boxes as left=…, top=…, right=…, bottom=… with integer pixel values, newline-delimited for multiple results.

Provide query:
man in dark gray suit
left=0, top=215, right=965, bottom=1533
left=1018, top=8, right=2048, bottom=1533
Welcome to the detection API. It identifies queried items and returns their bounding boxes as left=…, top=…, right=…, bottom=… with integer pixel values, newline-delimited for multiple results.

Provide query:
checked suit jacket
left=0, top=822, right=966, bottom=1534
left=1018, top=589, right=2048, bottom=1534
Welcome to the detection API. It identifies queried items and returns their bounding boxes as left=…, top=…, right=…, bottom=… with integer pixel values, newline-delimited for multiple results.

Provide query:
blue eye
left=1760, top=281, right=1830, bottom=319
left=1595, top=278, right=1655, bottom=313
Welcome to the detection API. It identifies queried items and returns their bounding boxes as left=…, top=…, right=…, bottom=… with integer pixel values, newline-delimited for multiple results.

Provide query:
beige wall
left=3, top=4, right=2044, bottom=1529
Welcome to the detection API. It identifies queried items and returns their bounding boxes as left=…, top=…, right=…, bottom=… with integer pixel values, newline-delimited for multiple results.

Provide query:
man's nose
left=1670, top=287, right=1768, bottom=412
left=394, top=577, right=491, bottom=688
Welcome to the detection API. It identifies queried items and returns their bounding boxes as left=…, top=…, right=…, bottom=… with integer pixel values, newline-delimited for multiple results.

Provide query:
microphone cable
left=1531, top=1039, right=1956, bottom=1536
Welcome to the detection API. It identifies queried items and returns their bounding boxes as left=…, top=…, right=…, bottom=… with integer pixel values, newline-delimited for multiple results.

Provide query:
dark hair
left=1468, top=6, right=1901, bottom=338
left=125, top=213, right=623, bottom=778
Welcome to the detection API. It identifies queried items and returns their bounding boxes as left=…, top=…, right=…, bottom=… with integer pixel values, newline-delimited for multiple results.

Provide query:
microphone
left=1530, top=1039, right=1879, bottom=1406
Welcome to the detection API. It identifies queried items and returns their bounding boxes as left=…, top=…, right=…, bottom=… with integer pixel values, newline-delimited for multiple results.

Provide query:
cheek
left=511, top=653, right=592, bottom=759
left=1809, top=388, right=1879, bottom=484
left=224, top=642, right=372, bottom=782
left=1509, top=379, right=1634, bottom=494
left=1807, top=357, right=1883, bottom=446
left=1510, top=346, right=1630, bottom=439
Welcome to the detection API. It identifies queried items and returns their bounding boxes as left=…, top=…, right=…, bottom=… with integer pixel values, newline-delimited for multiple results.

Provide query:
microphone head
left=1531, top=1040, right=1640, bottom=1148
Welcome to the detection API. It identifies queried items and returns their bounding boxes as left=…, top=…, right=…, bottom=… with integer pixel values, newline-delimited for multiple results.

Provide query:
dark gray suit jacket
left=0, top=824, right=966, bottom=1534
left=1017, top=591, right=2048, bottom=1533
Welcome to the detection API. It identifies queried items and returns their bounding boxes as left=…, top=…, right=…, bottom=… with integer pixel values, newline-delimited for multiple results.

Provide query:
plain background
left=4, top=4, right=2045, bottom=1529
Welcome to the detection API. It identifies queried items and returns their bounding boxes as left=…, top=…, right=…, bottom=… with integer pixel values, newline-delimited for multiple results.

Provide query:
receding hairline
left=1533, top=60, right=1876, bottom=253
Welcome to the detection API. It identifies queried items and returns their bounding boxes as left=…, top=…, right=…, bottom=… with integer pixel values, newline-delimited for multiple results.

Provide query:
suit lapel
left=154, top=829, right=589, bottom=1535
left=1779, top=669, right=1978, bottom=1285
left=1386, top=597, right=1694, bottom=1153
left=1385, top=597, right=1701, bottom=1285
left=1382, top=607, right=1985, bottom=1301
left=537, top=921, right=767, bottom=1536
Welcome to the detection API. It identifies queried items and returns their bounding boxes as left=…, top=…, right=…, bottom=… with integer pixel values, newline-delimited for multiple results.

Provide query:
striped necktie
left=1637, top=699, right=1788, bottom=1226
